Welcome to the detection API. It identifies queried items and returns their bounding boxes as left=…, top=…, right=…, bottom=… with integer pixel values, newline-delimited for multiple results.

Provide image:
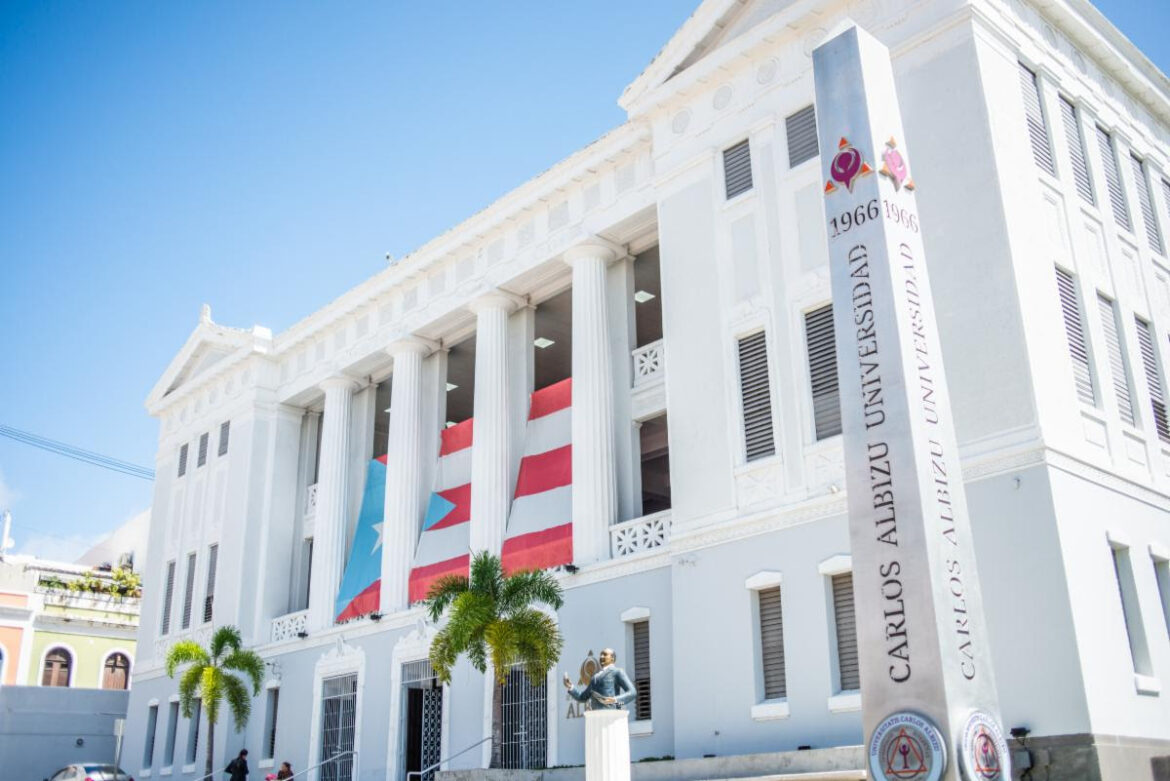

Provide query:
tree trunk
left=490, top=678, right=503, bottom=768
left=205, top=717, right=215, bottom=780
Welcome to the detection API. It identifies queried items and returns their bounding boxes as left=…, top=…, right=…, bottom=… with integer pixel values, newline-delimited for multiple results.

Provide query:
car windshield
left=82, top=767, right=126, bottom=780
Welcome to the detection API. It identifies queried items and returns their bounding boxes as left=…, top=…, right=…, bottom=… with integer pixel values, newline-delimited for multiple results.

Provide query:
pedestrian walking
left=225, top=749, right=249, bottom=781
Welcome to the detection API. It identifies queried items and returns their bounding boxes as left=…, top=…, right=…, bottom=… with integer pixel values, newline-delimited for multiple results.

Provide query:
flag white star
left=371, top=522, right=384, bottom=554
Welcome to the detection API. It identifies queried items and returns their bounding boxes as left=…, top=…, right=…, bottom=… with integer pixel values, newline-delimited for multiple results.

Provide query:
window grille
left=185, top=699, right=201, bottom=764
left=197, top=432, right=209, bottom=467
left=737, top=332, right=776, bottom=461
left=320, top=674, right=358, bottom=781
left=832, top=573, right=860, bottom=691
left=203, top=544, right=218, bottom=624
left=758, top=586, right=786, bottom=699
left=163, top=701, right=179, bottom=766
left=1055, top=267, right=1096, bottom=405
left=723, top=140, right=753, bottom=199
left=1135, top=317, right=1170, bottom=442
left=1060, top=96, right=1094, bottom=204
left=181, top=552, right=196, bottom=630
left=178, top=444, right=188, bottom=477
left=1130, top=155, right=1163, bottom=254
left=218, top=420, right=230, bottom=456
left=161, top=559, right=176, bottom=635
left=1019, top=63, right=1055, bottom=175
left=1098, top=294, right=1135, bottom=426
left=785, top=105, right=819, bottom=168
left=633, top=621, right=652, bottom=721
left=144, top=704, right=159, bottom=768
left=805, top=305, right=841, bottom=440
left=263, top=688, right=280, bottom=760
left=1097, top=126, right=1131, bottom=231
left=500, top=664, right=547, bottom=769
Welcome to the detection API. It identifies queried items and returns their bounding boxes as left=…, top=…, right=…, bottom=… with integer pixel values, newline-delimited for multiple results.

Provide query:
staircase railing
left=406, top=737, right=491, bottom=781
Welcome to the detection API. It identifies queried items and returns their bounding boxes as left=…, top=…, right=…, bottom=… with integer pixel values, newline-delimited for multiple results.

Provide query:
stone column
left=469, top=292, right=519, bottom=556
left=380, top=338, right=433, bottom=613
left=565, top=241, right=619, bottom=566
left=308, top=375, right=357, bottom=630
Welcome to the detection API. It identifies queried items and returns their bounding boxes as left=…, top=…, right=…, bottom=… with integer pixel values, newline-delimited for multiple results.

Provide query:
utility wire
left=0, top=424, right=155, bottom=481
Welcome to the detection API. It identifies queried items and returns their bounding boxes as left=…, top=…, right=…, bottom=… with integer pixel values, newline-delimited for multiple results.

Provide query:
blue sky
left=1, top=1, right=1167, bottom=562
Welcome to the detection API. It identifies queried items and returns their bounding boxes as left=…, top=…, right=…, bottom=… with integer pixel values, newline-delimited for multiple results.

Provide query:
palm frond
left=483, top=619, right=518, bottom=684
left=469, top=551, right=503, bottom=600
left=222, top=648, right=266, bottom=695
left=510, top=609, right=563, bottom=685
left=201, top=666, right=223, bottom=727
left=423, top=574, right=470, bottom=622
left=165, top=640, right=209, bottom=678
left=499, top=569, right=564, bottom=615
left=429, top=627, right=459, bottom=682
left=222, top=672, right=252, bottom=729
left=178, top=663, right=205, bottom=718
left=444, top=590, right=497, bottom=651
left=210, top=625, right=243, bottom=661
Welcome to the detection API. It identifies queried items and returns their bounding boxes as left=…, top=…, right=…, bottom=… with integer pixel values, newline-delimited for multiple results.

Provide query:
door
left=401, top=660, right=442, bottom=780
left=499, top=666, right=547, bottom=769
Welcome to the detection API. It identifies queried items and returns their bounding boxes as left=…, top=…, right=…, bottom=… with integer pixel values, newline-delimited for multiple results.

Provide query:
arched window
left=102, top=652, right=131, bottom=690
left=42, top=647, right=72, bottom=687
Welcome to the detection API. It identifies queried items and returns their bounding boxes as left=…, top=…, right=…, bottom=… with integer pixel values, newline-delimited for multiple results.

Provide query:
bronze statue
left=563, top=648, right=636, bottom=710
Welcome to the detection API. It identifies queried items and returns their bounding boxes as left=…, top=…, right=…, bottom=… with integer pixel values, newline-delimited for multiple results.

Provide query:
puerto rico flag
left=334, top=456, right=387, bottom=622
left=502, top=378, right=572, bottom=573
left=408, top=419, right=473, bottom=603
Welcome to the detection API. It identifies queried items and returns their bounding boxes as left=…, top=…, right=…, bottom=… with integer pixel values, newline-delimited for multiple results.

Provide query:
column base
left=585, top=709, right=631, bottom=781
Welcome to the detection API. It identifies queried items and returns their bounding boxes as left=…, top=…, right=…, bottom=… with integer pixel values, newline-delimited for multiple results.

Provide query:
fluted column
left=565, top=241, right=619, bottom=566
left=469, top=292, right=519, bottom=556
left=380, top=338, right=433, bottom=613
left=308, top=375, right=357, bottom=630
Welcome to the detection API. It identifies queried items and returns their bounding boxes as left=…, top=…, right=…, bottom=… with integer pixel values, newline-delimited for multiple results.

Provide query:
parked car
left=44, top=765, right=133, bottom=781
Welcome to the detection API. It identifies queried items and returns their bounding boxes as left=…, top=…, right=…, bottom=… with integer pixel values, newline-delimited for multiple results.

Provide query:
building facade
left=124, top=0, right=1170, bottom=779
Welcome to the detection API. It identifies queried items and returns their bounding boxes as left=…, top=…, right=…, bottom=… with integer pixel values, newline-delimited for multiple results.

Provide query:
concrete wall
left=0, top=685, right=128, bottom=781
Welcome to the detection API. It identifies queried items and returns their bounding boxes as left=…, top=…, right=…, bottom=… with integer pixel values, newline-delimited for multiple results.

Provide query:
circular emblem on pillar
left=958, top=711, right=1010, bottom=781
left=868, top=711, right=946, bottom=781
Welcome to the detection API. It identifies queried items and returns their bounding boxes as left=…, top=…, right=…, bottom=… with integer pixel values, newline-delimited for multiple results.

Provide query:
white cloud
left=17, top=532, right=103, bottom=564
left=0, top=468, right=18, bottom=510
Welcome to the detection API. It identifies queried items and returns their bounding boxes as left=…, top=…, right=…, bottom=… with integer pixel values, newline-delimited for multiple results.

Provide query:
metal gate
left=402, top=660, right=442, bottom=781
left=320, top=673, right=357, bottom=781
left=499, top=664, right=547, bottom=769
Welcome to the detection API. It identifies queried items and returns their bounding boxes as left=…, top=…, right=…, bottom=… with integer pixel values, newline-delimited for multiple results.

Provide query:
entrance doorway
left=402, top=660, right=442, bottom=780
left=500, top=665, right=547, bottom=769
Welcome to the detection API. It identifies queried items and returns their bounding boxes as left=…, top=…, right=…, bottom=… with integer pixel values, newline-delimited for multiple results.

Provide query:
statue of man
left=563, top=648, right=637, bottom=710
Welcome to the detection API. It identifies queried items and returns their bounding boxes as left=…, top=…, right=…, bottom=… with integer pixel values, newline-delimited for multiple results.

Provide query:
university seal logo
left=824, top=137, right=873, bottom=194
left=868, top=711, right=946, bottom=781
left=879, top=136, right=915, bottom=191
left=959, top=711, right=1010, bottom=781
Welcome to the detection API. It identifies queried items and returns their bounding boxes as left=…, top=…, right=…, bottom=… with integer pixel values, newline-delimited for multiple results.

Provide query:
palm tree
left=165, top=625, right=265, bottom=780
left=425, top=551, right=565, bottom=768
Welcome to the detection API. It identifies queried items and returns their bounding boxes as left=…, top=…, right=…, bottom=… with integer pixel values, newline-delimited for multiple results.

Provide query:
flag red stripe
left=529, top=378, right=572, bottom=420
left=440, top=418, right=474, bottom=456
left=429, top=483, right=471, bottom=529
left=513, top=444, right=571, bottom=498
left=502, top=524, right=572, bottom=573
left=336, top=579, right=381, bottom=622
left=409, top=554, right=470, bottom=603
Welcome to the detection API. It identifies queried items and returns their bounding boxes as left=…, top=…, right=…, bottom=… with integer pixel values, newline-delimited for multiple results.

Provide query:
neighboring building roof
left=75, top=509, right=150, bottom=571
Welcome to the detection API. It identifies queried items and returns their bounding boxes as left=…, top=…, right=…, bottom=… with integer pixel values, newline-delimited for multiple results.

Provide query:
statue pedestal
left=584, top=709, right=631, bottom=781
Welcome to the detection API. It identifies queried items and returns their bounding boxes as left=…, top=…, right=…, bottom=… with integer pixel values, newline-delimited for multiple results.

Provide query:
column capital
left=386, top=335, right=439, bottom=358
left=563, top=238, right=624, bottom=267
left=318, top=375, right=360, bottom=394
left=468, top=289, right=525, bottom=315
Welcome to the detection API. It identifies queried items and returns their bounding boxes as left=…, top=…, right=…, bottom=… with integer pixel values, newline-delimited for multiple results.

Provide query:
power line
left=0, top=424, right=155, bottom=481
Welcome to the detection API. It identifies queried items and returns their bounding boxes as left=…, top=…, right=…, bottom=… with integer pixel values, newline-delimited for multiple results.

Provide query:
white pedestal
left=584, top=709, right=631, bottom=781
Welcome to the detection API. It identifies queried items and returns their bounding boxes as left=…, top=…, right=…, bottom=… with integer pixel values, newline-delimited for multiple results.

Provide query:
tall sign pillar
left=813, top=25, right=1010, bottom=781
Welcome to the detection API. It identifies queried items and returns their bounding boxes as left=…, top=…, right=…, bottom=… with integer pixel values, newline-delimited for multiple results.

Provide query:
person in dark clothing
left=225, top=749, right=249, bottom=781
left=276, top=762, right=293, bottom=780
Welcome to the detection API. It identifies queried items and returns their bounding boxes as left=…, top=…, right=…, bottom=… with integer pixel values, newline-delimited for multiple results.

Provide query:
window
left=197, top=432, right=209, bottom=467
left=218, top=421, right=231, bottom=456
left=757, top=586, right=786, bottom=699
left=831, top=573, right=861, bottom=691
left=1135, top=318, right=1169, bottom=442
left=1110, top=541, right=1152, bottom=676
left=1152, top=553, right=1170, bottom=642
left=203, top=544, right=218, bottom=624
left=181, top=552, right=197, bottom=630
left=320, top=674, right=358, bottom=781
left=177, top=444, right=189, bottom=477
left=41, top=647, right=71, bottom=687
left=1019, top=63, right=1055, bottom=176
left=632, top=621, right=652, bottom=721
left=143, top=704, right=159, bottom=769
left=1055, top=267, right=1096, bottom=405
left=638, top=415, right=671, bottom=515
left=185, top=698, right=202, bottom=764
left=163, top=701, right=180, bottom=767
left=1060, top=96, right=1094, bottom=204
left=263, top=688, right=280, bottom=760
left=1098, top=294, right=1136, bottom=426
left=161, top=559, right=176, bottom=635
left=737, top=331, right=776, bottom=461
left=299, top=537, right=314, bottom=612
left=723, top=139, right=753, bottom=199
left=102, top=652, right=130, bottom=690
left=1130, top=155, right=1163, bottom=254
left=805, top=305, right=841, bottom=440
left=1097, top=126, right=1131, bottom=231
left=785, top=105, right=819, bottom=168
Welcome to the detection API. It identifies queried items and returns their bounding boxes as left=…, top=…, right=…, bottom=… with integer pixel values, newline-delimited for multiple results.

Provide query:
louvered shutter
left=758, top=586, right=786, bottom=699
left=633, top=621, right=652, bottom=721
left=1055, top=267, right=1096, bottom=405
left=785, top=105, right=819, bottom=168
left=1060, top=96, right=1094, bottom=205
left=144, top=704, right=159, bottom=768
left=831, top=573, right=861, bottom=691
left=1097, top=126, right=1131, bottom=231
left=738, top=332, right=776, bottom=461
left=197, top=432, right=209, bottom=467
left=1099, top=294, right=1136, bottom=425
left=805, top=305, right=841, bottom=440
left=1136, top=318, right=1170, bottom=443
left=161, top=559, right=176, bottom=634
left=181, top=552, right=197, bottom=629
left=724, top=140, right=753, bottom=199
left=264, top=688, right=280, bottom=759
left=1130, top=155, right=1163, bottom=254
left=218, top=421, right=230, bottom=456
left=186, top=698, right=201, bottom=763
left=1019, top=63, right=1055, bottom=175
left=178, top=444, right=188, bottom=477
left=203, top=544, right=218, bottom=623
left=1163, top=179, right=1170, bottom=233
left=164, top=701, right=179, bottom=765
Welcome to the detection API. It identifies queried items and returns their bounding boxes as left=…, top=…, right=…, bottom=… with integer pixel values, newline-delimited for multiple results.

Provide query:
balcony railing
left=610, top=510, right=671, bottom=558
left=271, top=609, right=309, bottom=643
left=304, top=483, right=318, bottom=518
left=632, top=339, right=664, bottom=387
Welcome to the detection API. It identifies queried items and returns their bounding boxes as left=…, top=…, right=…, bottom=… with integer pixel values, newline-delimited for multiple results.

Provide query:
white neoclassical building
left=123, top=1, right=1170, bottom=779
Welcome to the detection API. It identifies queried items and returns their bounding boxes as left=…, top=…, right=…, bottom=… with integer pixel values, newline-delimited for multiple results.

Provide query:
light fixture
left=533, top=337, right=555, bottom=349
left=296, top=630, right=309, bottom=639
left=446, top=382, right=458, bottom=392
left=634, top=290, right=656, bottom=303
left=370, top=612, right=383, bottom=622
